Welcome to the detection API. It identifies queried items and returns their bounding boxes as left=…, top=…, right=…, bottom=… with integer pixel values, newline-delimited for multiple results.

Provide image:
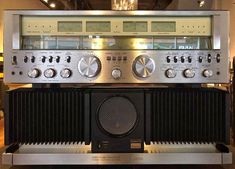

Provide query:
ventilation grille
left=5, top=89, right=85, bottom=144
left=151, top=88, right=229, bottom=144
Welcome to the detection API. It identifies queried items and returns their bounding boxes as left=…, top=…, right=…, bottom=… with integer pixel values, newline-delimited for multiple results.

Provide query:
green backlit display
left=123, top=21, right=148, bottom=32
left=151, top=21, right=176, bottom=32
left=86, top=21, right=111, bottom=32
left=58, top=21, right=82, bottom=32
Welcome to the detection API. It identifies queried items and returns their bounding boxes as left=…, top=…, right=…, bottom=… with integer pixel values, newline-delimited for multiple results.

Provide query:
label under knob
left=165, top=68, right=176, bottom=78
left=183, top=69, right=195, bottom=78
left=203, top=69, right=213, bottom=78
left=60, top=68, right=72, bottom=78
left=44, top=68, right=56, bottom=78
left=28, top=68, right=41, bottom=78
left=112, top=68, right=122, bottom=79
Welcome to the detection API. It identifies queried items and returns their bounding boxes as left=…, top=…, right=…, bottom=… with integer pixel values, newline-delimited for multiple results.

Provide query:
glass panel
left=21, top=36, right=212, bottom=50
left=154, top=37, right=176, bottom=49
left=22, top=36, right=42, bottom=49
left=57, top=37, right=80, bottom=49
left=176, top=37, right=199, bottom=49
left=83, top=36, right=153, bottom=49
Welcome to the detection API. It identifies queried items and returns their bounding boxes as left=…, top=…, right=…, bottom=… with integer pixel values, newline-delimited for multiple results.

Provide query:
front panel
left=4, top=10, right=230, bottom=84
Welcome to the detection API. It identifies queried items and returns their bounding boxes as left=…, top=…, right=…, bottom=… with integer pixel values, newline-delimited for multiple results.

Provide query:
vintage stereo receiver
left=3, top=10, right=229, bottom=84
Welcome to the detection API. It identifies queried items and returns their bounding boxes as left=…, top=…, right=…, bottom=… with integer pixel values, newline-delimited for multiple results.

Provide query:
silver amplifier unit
left=4, top=10, right=230, bottom=84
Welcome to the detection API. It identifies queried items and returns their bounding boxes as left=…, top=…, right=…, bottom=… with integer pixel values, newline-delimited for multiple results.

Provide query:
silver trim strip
left=2, top=152, right=232, bottom=165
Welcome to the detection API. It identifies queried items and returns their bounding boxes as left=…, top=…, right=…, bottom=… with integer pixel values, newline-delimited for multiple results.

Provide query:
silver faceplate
left=3, top=10, right=230, bottom=84
left=2, top=143, right=232, bottom=165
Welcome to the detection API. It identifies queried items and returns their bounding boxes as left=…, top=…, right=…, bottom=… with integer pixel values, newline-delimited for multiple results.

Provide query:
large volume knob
left=28, top=68, right=41, bottom=78
left=44, top=68, right=56, bottom=78
left=183, top=69, right=195, bottom=78
left=203, top=69, right=213, bottom=78
left=78, top=55, right=101, bottom=78
left=132, top=55, right=155, bottom=78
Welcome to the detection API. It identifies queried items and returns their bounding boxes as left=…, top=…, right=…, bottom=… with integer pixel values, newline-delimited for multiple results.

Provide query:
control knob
left=78, top=55, right=101, bottom=78
left=44, top=68, right=56, bottom=78
left=112, top=68, right=122, bottom=79
left=203, top=69, right=213, bottom=78
left=183, top=69, right=195, bottom=78
left=133, top=55, right=155, bottom=78
left=60, top=68, right=72, bottom=78
left=28, top=68, right=41, bottom=78
left=165, top=68, right=176, bottom=78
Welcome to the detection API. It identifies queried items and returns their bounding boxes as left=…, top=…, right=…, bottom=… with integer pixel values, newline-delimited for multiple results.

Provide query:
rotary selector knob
left=112, top=68, right=122, bottom=79
left=78, top=55, right=101, bottom=78
left=203, top=69, right=213, bottom=78
left=133, top=55, right=155, bottom=78
left=60, top=68, right=72, bottom=78
left=44, top=68, right=56, bottom=78
left=28, top=68, right=41, bottom=78
left=165, top=68, right=177, bottom=78
left=183, top=69, right=195, bottom=78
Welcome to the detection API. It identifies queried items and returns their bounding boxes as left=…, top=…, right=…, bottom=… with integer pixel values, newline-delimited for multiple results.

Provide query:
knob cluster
left=28, top=68, right=72, bottom=78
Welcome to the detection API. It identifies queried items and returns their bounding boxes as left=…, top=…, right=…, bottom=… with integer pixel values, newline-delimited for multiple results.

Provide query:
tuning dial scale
left=78, top=55, right=101, bottom=78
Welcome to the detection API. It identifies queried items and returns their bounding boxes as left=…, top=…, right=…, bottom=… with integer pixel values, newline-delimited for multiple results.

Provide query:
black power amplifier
left=4, top=88, right=230, bottom=153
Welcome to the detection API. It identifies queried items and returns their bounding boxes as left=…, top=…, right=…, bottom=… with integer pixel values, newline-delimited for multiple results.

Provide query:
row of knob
left=28, top=68, right=72, bottom=78
left=28, top=67, right=214, bottom=79
left=165, top=68, right=213, bottom=78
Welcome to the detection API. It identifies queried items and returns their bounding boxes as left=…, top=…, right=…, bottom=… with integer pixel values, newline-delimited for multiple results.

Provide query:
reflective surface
left=22, top=36, right=212, bottom=50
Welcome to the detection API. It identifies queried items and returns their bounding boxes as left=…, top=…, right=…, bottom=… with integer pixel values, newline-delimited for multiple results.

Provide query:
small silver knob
left=60, top=68, right=72, bottom=78
left=44, top=68, right=56, bottom=78
left=165, top=68, right=176, bottom=78
left=78, top=55, right=101, bottom=78
left=133, top=55, right=155, bottom=78
left=28, top=68, right=40, bottom=78
left=112, top=68, right=122, bottom=79
left=183, top=69, right=195, bottom=78
left=203, top=69, right=213, bottom=78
